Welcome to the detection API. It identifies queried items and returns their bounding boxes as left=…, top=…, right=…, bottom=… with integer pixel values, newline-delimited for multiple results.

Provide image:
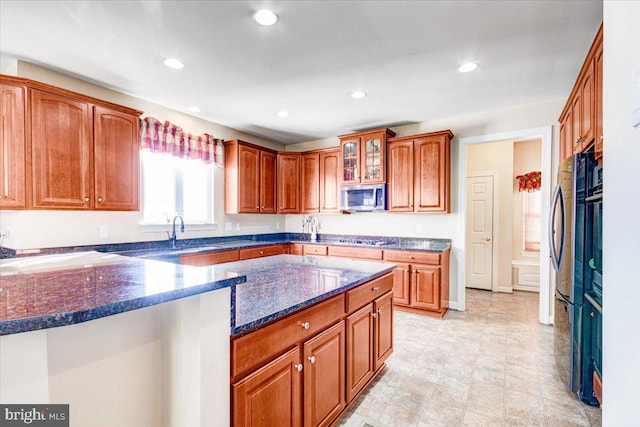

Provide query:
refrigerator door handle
left=549, top=184, right=564, bottom=272
left=557, top=185, right=566, bottom=269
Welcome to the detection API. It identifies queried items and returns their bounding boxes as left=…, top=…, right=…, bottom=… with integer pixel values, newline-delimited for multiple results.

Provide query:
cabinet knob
left=307, top=356, right=316, bottom=364
left=299, top=321, right=310, bottom=330
left=86, top=277, right=91, bottom=282
left=409, top=256, right=415, bottom=260
left=371, top=312, right=377, bottom=318
left=97, top=197, right=103, bottom=202
left=84, top=197, right=90, bottom=202
left=576, top=136, right=584, bottom=143
left=591, top=312, right=595, bottom=318
left=600, top=135, right=604, bottom=141
left=377, top=308, right=382, bottom=314
left=259, top=251, right=264, bottom=255
left=294, top=364, right=303, bottom=372
left=371, top=286, right=380, bottom=292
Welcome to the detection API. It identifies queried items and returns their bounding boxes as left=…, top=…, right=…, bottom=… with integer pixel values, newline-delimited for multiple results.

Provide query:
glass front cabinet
left=339, top=128, right=395, bottom=186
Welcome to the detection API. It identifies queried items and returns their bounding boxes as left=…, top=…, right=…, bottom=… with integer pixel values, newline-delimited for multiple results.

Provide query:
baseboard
left=513, top=284, right=540, bottom=293
left=449, top=301, right=460, bottom=310
left=496, top=286, right=513, bottom=293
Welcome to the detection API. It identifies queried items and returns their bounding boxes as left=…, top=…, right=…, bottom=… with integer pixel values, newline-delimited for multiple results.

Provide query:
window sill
left=141, top=223, right=218, bottom=233
left=520, top=250, right=540, bottom=258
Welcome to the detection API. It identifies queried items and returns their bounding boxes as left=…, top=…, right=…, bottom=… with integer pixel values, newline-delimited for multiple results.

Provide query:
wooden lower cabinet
left=178, top=249, right=239, bottom=266
left=231, top=275, right=394, bottom=427
left=233, top=347, right=303, bottom=427
left=391, top=262, right=410, bottom=305
left=412, top=265, right=440, bottom=311
left=303, top=322, right=345, bottom=427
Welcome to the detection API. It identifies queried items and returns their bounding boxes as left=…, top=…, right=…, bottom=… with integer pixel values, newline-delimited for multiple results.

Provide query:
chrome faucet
left=167, top=215, right=185, bottom=249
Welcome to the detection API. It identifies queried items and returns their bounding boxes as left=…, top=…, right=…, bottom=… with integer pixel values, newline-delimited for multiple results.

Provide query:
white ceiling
left=0, top=1, right=602, bottom=144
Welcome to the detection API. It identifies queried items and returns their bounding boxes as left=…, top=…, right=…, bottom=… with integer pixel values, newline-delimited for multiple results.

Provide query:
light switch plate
left=633, top=64, right=640, bottom=127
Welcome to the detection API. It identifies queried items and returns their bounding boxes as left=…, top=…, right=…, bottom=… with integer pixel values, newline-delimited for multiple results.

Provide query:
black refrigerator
left=550, top=150, right=602, bottom=405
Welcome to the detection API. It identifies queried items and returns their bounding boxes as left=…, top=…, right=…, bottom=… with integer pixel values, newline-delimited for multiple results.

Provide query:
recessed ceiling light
left=187, top=106, right=201, bottom=113
left=253, top=9, right=278, bottom=26
left=458, top=62, right=479, bottom=73
left=277, top=110, right=290, bottom=118
left=351, top=91, right=366, bottom=99
left=164, top=58, right=184, bottom=69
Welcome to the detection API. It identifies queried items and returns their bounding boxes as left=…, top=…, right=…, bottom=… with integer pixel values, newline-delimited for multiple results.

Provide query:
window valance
left=516, top=171, right=542, bottom=192
left=139, top=117, right=223, bottom=166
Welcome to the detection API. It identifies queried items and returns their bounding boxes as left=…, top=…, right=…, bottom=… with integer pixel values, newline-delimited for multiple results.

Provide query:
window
left=523, top=190, right=541, bottom=252
left=141, top=150, right=214, bottom=225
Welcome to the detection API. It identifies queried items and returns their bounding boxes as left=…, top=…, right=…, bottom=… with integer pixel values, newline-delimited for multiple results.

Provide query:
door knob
left=482, top=237, right=491, bottom=242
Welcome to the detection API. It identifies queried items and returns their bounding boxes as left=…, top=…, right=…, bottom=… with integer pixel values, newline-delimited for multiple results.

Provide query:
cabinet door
left=411, top=265, right=441, bottom=311
left=233, top=347, right=302, bottom=427
left=260, top=151, right=277, bottom=213
left=277, top=153, right=300, bottom=213
left=373, top=292, right=393, bottom=371
left=340, top=137, right=360, bottom=185
left=414, top=136, right=449, bottom=212
left=594, top=41, right=603, bottom=160
left=345, top=303, right=373, bottom=402
left=31, top=89, right=92, bottom=208
left=319, top=150, right=339, bottom=212
left=0, top=83, right=26, bottom=209
left=391, top=262, right=410, bottom=305
left=238, top=145, right=260, bottom=213
left=303, top=322, right=345, bottom=427
left=301, top=153, right=320, bottom=213
left=361, top=132, right=385, bottom=184
left=93, top=106, right=139, bottom=210
left=387, top=140, right=414, bottom=212
left=179, top=249, right=239, bottom=266
left=571, top=93, right=582, bottom=153
left=580, top=61, right=595, bottom=148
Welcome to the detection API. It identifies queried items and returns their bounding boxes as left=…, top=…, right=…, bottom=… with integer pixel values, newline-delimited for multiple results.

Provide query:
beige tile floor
left=337, top=289, right=602, bottom=427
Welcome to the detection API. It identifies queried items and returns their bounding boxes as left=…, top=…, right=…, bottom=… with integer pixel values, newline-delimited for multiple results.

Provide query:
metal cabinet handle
left=307, top=356, right=316, bottom=364
left=372, top=286, right=380, bottom=292
left=259, top=251, right=264, bottom=255
left=300, top=322, right=310, bottom=330
left=97, top=197, right=103, bottom=202
left=576, top=136, right=584, bottom=143
left=377, top=308, right=381, bottom=314
left=84, top=197, right=90, bottom=202
left=85, top=277, right=91, bottom=282
left=600, top=135, right=604, bottom=141
left=294, top=364, right=303, bottom=372
left=371, top=312, right=377, bottom=318
left=409, top=256, right=415, bottom=259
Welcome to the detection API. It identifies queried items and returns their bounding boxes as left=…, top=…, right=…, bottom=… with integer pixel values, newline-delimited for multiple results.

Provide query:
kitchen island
left=0, top=252, right=395, bottom=427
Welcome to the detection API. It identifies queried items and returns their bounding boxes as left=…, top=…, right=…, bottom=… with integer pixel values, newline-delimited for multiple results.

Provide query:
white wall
left=467, top=139, right=514, bottom=291
left=0, top=61, right=285, bottom=249
left=602, top=2, right=640, bottom=424
left=285, top=98, right=564, bottom=308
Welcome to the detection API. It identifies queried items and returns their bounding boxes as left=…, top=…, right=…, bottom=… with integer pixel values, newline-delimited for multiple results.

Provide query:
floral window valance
left=139, top=117, right=223, bottom=166
left=516, top=171, right=542, bottom=192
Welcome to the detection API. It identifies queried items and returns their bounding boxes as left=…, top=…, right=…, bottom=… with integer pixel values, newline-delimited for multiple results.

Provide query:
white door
left=466, top=176, right=494, bottom=290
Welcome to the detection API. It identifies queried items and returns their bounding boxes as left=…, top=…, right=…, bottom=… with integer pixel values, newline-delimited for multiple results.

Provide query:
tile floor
left=337, top=289, right=602, bottom=427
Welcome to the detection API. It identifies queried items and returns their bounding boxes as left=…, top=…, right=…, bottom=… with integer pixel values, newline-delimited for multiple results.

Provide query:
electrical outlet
left=416, top=224, right=423, bottom=233
left=0, top=229, right=10, bottom=239
left=99, top=225, right=108, bottom=238
left=276, top=222, right=280, bottom=230
left=225, top=222, right=232, bottom=231
left=236, top=223, right=241, bottom=231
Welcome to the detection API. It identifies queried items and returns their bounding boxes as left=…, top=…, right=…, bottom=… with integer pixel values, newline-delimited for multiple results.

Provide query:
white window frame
left=140, top=150, right=217, bottom=232
left=522, top=189, right=541, bottom=255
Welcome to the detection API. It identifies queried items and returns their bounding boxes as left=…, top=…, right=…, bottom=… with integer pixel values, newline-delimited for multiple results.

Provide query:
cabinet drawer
left=303, top=244, right=328, bottom=256
left=240, top=244, right=286, bottom=260
left=232, top=294, right=345, bottom=379
left=383, top=250, right=440, bottom=265
left=346, top=273, right=393, bottom=313
left=328, top=246, right=383, bottom=260
left=179, top=249, right=239, bottom=266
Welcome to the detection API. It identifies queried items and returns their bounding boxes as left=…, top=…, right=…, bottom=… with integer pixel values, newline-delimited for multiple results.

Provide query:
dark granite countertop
left=219, top=255, right=397, bottom=336
left=0, top=251, right=246, bottom=336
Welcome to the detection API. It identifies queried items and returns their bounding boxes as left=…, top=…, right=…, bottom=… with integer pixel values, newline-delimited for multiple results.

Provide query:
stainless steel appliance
left=339, top=183, right=386, bottom=212
left=550, top=151, right=601, bottom=405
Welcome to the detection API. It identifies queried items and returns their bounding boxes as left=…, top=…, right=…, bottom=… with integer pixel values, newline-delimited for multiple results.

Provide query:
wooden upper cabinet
left=31, top=89, right=93, bottom=209
left=225, top=140, right=277, bottom=214
left=301, top=152, right=320, bottom=213
left=277, top=153, right=300, bottom=213
left=319, top=149, right=339, bottom=212
left=387, top=139, right=414, bottom=212
left=387, top=130, right=452, bottom=213
left=260, top=151, right=277, bottom=213
left=0, top=82, right=27, bottom=209
left=558, top=24, right=602, bottom=160
left=339, top=128, right=395, bottom=186
left=93, top=106, right=139, bottom=210
left=594, top=37, right=603, bottom=160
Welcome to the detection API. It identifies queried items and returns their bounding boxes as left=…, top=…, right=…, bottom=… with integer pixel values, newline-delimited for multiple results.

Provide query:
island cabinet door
left=373, top=292, right=393, bottom=371
left=233, top=347, right=303, bottom=427
left=391, top=262, right=410, bottom=305
left=345, top=303, right=374, bottom=402
left=303, top=321, right=345, bottom=427
left=411, top=265, right=441, bottom=311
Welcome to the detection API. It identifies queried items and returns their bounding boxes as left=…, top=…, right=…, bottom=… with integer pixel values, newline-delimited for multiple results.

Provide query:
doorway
left=457, top=127, right=553, bottom=324
left=465, top=174, right=496, bottom=291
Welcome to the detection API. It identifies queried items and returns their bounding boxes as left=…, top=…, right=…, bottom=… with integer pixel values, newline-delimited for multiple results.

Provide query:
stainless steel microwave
left=339, top=184, right=386, bottom=212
